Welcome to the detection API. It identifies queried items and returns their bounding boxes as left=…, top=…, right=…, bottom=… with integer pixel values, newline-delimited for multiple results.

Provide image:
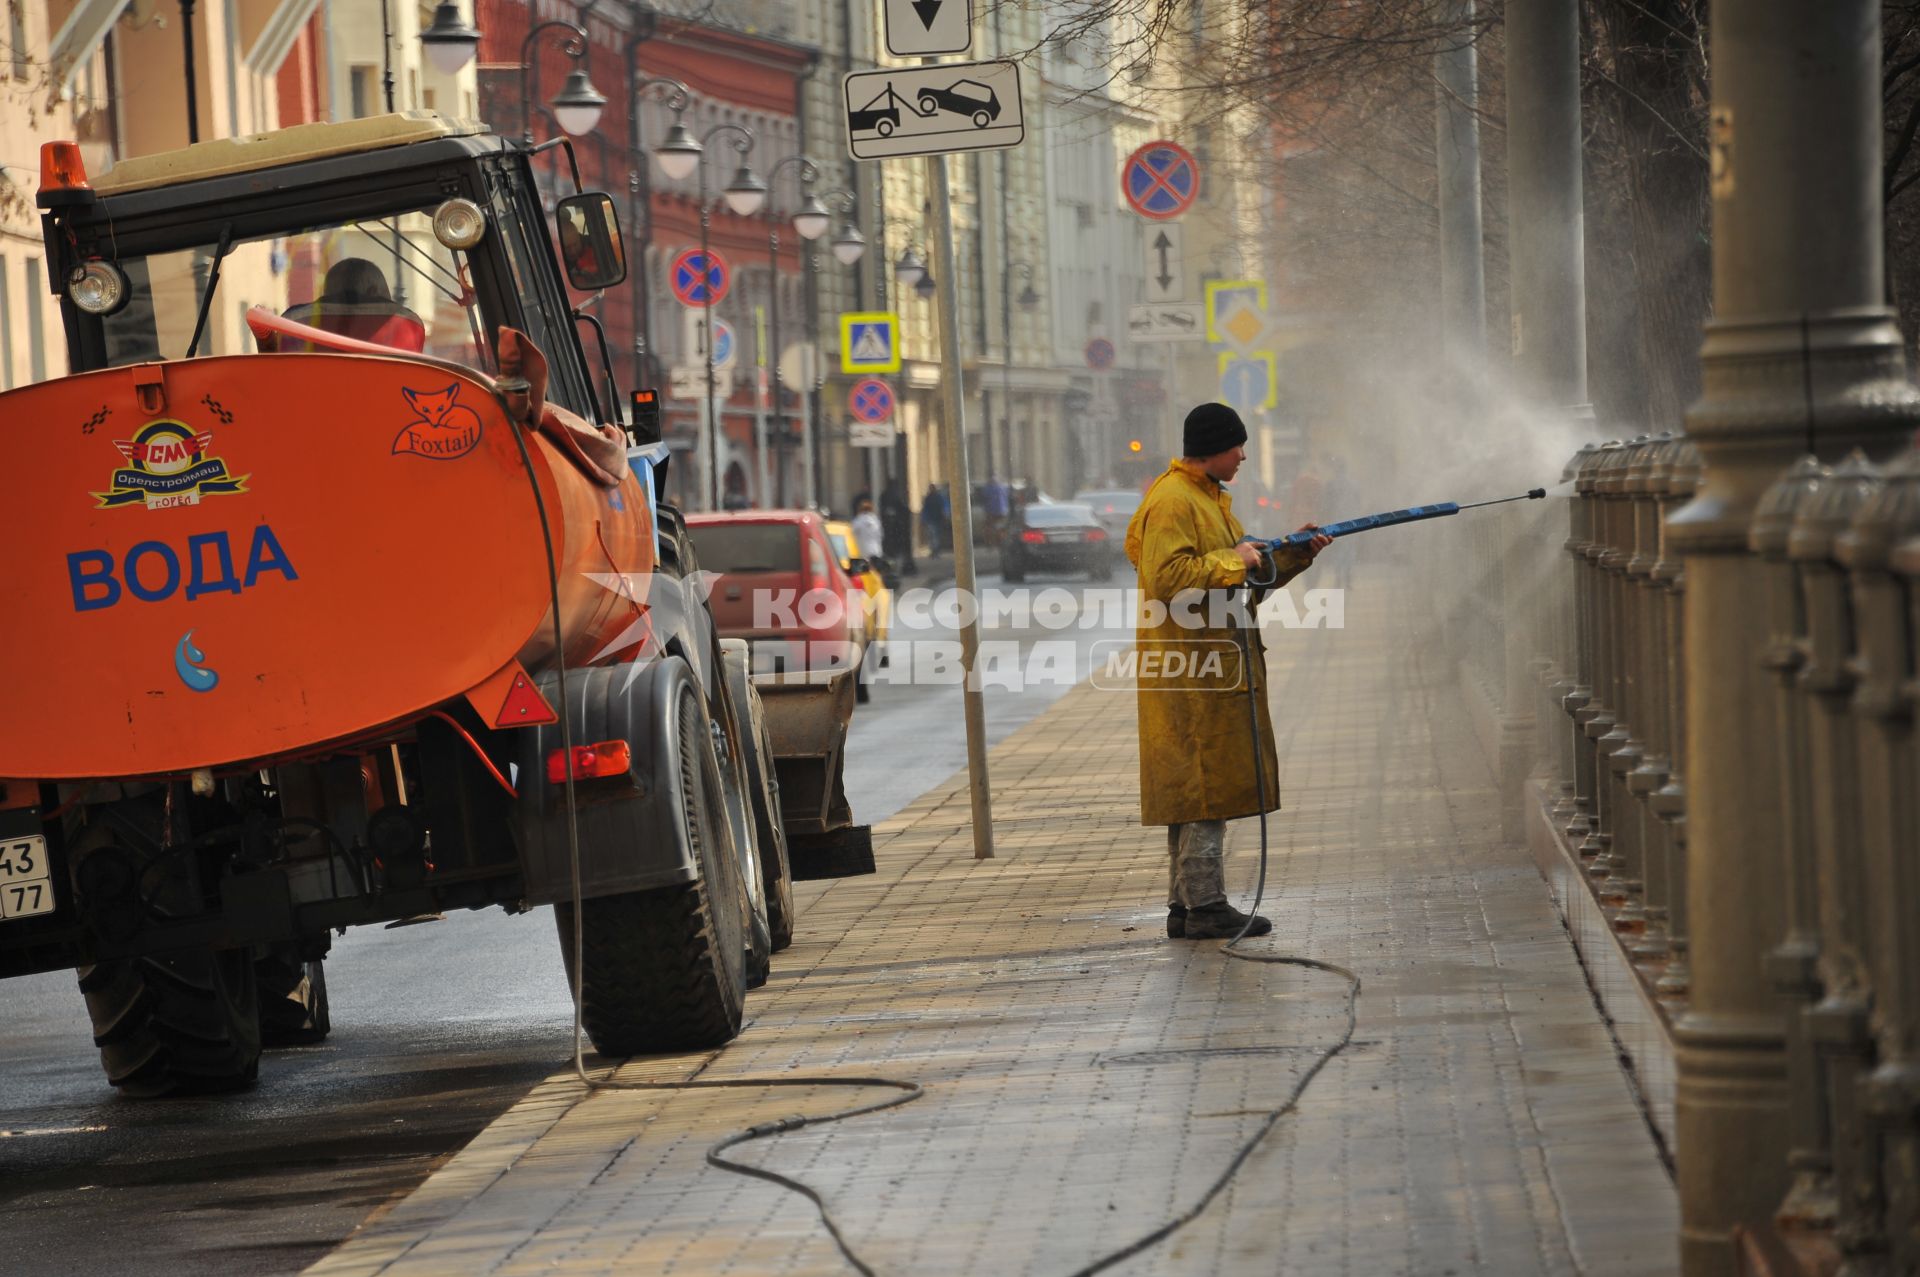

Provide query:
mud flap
left=512, top=658, right=705, bottom=906
left=753, top=668, right=874, bottom=880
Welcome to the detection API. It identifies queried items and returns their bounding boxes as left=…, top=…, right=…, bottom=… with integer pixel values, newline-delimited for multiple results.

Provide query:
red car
left=685, top=511, right=870, bottom=688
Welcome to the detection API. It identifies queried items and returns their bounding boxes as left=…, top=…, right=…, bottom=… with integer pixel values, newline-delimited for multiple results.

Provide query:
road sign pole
left=752, top=306, right=771, bottom=508
left=926, top=152, right=994, bottom=859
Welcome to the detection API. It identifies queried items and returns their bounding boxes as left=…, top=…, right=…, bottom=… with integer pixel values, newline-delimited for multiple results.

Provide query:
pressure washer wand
left=1261, top=487, right=1547, bottom=549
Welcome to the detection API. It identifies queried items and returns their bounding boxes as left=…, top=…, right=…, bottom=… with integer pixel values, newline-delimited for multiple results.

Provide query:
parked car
left=825, top=518, right=893, bottom=662
left=685, top=511, right=870, bottom=697
left=1000, top=502, right=1114, bottom=583
left=1073, top=488, right=1145, bottom=541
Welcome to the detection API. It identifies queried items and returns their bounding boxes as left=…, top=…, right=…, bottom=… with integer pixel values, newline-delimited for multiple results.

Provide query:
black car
left=916, top=79, right=1001, bottom=129
left=1001, top=502, right=1113, bottom=583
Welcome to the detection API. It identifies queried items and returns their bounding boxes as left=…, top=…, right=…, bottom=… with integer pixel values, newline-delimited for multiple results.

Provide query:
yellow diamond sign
left=1221, top=304, right=1266, bottom=349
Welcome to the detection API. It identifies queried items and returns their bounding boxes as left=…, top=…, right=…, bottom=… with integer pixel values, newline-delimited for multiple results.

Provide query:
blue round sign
left=711, top=319, right=735, bottom=368
left=1085, top=337, right=1115, bottom=370
left=670, top=248, right=730, bottom=306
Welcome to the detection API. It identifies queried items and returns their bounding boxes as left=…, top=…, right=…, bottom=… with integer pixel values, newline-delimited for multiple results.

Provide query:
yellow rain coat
left=1124, top=459, right=1311, bottom=827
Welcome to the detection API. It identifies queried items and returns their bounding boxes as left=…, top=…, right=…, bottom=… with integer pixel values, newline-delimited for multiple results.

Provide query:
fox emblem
left=393, top=384, right=483, bottom=460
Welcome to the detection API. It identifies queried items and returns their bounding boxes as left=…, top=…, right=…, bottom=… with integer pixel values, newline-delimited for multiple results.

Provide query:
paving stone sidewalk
left=307, top=573, right=1677, bottom=1277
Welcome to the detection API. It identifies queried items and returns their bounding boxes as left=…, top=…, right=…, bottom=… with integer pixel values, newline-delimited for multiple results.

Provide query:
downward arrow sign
left=911, top=0, right=942, bottom=29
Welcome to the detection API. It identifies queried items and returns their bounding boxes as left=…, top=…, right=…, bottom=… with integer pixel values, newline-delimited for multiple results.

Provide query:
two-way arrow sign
left=885, top=0, right=972, bottom=56
left=1143, top=221, right=1185, bottom=302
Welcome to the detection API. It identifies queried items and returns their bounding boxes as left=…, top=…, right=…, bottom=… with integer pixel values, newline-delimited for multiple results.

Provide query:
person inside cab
left=280, top=257, right=426, bottom=353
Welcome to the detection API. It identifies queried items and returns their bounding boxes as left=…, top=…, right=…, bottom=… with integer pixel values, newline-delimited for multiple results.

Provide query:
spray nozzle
left=1527, top=487, right=1546, bottom=499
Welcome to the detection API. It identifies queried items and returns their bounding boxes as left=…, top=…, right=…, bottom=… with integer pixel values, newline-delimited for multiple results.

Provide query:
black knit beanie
left=1183, top=402, right=1248, bottom=458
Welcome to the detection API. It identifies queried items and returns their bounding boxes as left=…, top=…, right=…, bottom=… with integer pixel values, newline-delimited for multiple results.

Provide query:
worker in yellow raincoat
left=1124, top=403, right=1331, bottom=940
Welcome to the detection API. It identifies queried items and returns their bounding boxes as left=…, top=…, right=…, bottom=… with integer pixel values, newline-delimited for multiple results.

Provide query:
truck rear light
left=0, top=780, right=41, bottom=811
left=547, top=739, right=633, bottom=784
left=1020, top=529, right=1045, bottom=544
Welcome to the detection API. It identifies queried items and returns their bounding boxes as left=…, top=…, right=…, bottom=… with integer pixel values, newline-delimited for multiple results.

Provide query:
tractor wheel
left=723, top=641, right=794, bottom=952
left=256, top=945, right=331, bottom=1046
left=78, top=951, right=261, bottom=1096
left=70, top=795, right=263, bottom=1095
left=554, top=671, right=748, bottom=1056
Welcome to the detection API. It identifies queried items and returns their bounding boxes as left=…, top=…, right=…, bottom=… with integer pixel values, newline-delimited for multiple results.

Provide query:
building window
left=0, top=256, right=12, bottom=389
left=26, top=256, right=47, bottom=383
left=349, top=65, right=378, bottom=119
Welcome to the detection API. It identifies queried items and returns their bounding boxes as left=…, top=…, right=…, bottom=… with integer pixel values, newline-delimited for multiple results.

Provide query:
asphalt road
left=0, top=569, right=1131, bottom=1277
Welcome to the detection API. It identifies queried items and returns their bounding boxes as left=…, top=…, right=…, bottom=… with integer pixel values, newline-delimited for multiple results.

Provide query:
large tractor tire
left=78, top=952, right=261, bottom=1096
left=256, top=944, right=331, bottom=1046
left=554, top=664, right=750, bottom=1056
left=722, top=640, right=795, bottom=952
left=70, top=795, right=263, bottom=1095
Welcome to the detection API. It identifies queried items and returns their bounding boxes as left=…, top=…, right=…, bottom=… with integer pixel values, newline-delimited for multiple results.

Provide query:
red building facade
left=476, top=0, right=818, bottom=509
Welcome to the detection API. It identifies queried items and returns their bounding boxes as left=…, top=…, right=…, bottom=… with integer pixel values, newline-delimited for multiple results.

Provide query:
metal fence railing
left=1544, top=435, right=1920, bottom=1262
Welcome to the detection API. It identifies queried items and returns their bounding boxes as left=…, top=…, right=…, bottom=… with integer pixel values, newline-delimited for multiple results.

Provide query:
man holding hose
left=1124, top=403, right=1332, bottom=940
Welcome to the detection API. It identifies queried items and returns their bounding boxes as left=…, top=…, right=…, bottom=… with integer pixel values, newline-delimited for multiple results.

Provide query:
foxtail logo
left=393, top=384, right=483, bottom=460
left=174, top=630, right=220, bottom=693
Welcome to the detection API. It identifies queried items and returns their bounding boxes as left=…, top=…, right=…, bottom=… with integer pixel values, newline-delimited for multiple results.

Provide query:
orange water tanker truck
left=0, top=115, right=871, bottom=1094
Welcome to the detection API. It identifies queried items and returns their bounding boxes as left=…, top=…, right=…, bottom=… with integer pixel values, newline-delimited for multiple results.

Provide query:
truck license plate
left=0, top=835, right=54, bottom=920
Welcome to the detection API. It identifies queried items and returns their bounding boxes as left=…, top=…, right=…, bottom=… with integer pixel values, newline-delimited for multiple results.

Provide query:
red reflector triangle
left=496, top=671, right=558, bottom=727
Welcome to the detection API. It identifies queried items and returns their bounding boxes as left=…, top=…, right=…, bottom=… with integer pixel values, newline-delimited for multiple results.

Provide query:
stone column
left=1672, top=3, right=1919, bottom=1270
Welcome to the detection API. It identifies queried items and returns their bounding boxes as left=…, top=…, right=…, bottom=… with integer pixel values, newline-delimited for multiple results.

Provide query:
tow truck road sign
left=1128, top=302, right=1205, bottom=343
left=843, top=61, right=1024, bottom=161
left=885, top=0, right=971, bottom=57
left=669, top=365, right=733, bottom=400
left=849, top=420, right=893, bottom=448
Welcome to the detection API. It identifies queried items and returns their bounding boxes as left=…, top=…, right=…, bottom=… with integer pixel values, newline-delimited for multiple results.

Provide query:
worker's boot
left=1180, top=902, right=1273, bottom=940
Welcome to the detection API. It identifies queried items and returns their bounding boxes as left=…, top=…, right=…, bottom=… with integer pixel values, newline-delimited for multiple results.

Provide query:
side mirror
left=556, top=192, right=627, bottom=291
left=845, top=557, right=873, bottom=577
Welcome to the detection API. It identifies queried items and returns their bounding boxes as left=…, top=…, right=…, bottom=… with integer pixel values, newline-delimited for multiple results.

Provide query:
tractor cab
left=38, top=111, right=617, bottom=426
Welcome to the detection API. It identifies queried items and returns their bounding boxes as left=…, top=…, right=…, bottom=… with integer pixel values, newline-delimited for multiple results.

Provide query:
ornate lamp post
left=653, top=121, right=767, bottom=510
left=515, top=19, right=606, bottom=145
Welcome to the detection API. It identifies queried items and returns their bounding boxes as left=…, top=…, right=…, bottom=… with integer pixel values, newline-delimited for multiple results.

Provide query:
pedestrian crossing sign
left=839, top=311, right=901, bottom=374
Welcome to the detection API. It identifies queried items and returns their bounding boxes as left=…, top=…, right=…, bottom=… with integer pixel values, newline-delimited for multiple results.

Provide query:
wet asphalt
left=0, top=570, right=1128, bottom=1276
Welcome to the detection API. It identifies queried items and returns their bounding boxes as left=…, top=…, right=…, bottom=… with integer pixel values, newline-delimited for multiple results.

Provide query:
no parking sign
left=849, top=378, right=896, bottom=423
left=670, top=248, right=730, bottom=306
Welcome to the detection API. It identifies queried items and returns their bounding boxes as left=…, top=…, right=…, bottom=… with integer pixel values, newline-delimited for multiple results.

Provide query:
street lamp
left=760, top=158, right=858, bottom=507
left=652, top=121, right=766, bottom=511
left=419, top=1, right=480, bottom=75
left=895, top=246, right=927, bottom=290
left=518, top=20, right=605, bottom=144
left=831, top=221, right=868, bottom=267
left=550, top=68, right=608, bottom=137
